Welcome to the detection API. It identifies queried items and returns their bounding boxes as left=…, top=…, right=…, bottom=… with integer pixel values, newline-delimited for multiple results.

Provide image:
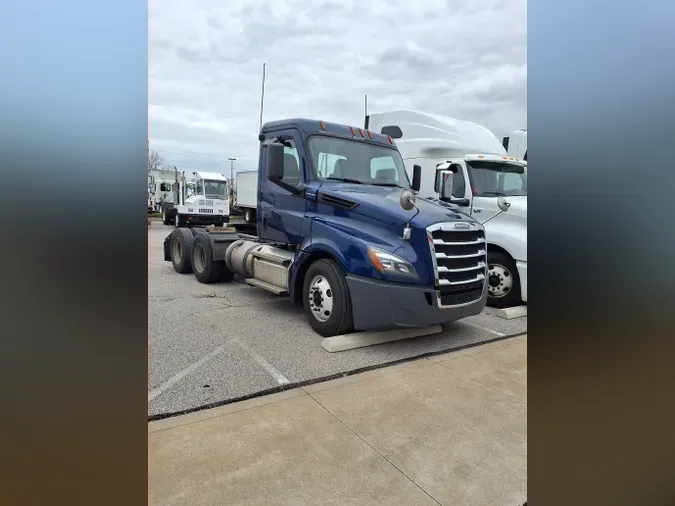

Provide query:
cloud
left=149, top=0, right=526, bottom=172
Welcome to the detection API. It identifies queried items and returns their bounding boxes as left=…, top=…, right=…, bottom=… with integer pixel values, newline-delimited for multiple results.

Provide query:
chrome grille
left=427, top=222, right=487, bottom=307
left=199, top=208, right=214, bottom=214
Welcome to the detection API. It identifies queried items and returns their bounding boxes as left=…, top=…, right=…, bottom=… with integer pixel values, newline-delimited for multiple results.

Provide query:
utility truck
left=161, top=171, right=230, bottom=227
left=503, top=128, right=527, bottom=160
left=233, top=170, right=259, bottom=223
left=163, top=118, right=489, bottom=337
left=366, top=110, right=527, bottom=308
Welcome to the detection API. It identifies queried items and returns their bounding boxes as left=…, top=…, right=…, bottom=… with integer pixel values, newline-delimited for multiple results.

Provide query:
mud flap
left=163, top=234, right=171, bottom=262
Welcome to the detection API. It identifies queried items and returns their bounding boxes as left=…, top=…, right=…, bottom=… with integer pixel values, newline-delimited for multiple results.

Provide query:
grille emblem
left=453, top=223, right=470, bottom=230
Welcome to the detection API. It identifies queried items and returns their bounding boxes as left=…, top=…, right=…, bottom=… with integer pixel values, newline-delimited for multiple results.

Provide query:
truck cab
left=366, top=110, right=527, bottom=308
left=163, top=171, right=230, bottom=227
left=165, top=118, right=490, bottom=337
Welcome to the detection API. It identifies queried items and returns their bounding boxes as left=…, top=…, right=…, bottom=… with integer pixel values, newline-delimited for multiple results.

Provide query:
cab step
left=244, top=278, right=288, bottom=295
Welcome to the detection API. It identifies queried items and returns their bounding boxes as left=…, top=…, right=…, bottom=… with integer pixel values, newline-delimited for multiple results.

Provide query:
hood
left=317, top=183, right=478, bottom=228
left=502, top=196, right=527, bottom=219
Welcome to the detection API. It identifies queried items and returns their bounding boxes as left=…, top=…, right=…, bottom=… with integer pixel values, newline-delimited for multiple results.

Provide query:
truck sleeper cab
left=164, top=118, right=488, bottom=337
left=366, top=110, right=527, bottom=308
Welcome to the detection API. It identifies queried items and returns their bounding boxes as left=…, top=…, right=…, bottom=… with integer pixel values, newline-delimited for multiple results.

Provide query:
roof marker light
left=477, top=155, right=485, bottom=159
left=509, top=157, right=514, bottom=160
left=367, top=130, right=373, bottom=139
left=358, top=128, right=365, bottom=137
left=320, top=121, right=326, bottom=131
left=387, top=136, right=393, bottom=144
left=349, top=126, right=356, bottom=135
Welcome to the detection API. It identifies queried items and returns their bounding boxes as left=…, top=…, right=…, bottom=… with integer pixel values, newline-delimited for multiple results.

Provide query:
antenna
left=259, top=62, right=266, bottom=132
left=364, top=94, right=369, bottom=129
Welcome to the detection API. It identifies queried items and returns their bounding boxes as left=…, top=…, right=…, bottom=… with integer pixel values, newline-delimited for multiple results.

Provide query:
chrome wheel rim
left=487, top=264, right=512, bottom=298
left=308, top=275, right=334, bottom=322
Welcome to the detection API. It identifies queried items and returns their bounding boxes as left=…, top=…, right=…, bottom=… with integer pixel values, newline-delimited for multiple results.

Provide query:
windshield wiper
left=477, top=191, right=506, bottom=197
left=371, top=182, right=408, bottom=189
left=326, top=177, right=363, bottom=184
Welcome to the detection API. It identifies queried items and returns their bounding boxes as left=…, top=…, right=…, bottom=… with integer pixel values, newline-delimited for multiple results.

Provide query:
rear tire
left=303, top=259, right=353, bottom=337
left=191, top=233, right=222, bottom=283
left=487, top=251, right=522, bottom=308
left=170, top=228, right=194, bottom=274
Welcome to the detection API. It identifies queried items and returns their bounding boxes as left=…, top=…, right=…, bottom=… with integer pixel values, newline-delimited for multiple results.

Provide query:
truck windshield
left=467, top=161, right=527, bottom=197
left=307, top=136, right=411, bottom=189
left=204, top=180, right=228, bottom=199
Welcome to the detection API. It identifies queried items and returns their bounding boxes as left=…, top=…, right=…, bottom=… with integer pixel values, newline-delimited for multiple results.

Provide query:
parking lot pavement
left=149, top=337, right=527, bottom=506
left=149, top=225, right=528, bottom=417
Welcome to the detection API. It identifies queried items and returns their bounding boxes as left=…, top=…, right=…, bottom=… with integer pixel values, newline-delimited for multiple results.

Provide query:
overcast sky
left=149, top=0, right=526, bottom=173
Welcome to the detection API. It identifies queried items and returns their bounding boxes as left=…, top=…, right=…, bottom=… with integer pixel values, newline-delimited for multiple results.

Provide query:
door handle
left=473, top=209, right=482, bottom=213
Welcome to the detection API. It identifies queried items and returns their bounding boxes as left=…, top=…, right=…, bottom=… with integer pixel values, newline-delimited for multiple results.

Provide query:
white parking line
left=149, top=344, right=226, bottom=402
left=462, top=321, right=506, bottom=337
left=233, top=340, right=290, bottom=385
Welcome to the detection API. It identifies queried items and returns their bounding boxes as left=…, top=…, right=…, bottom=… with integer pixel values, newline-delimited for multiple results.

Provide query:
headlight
left=367, top=246, right=418, bottom=278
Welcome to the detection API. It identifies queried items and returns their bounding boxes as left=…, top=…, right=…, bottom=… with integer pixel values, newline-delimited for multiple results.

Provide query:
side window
left=196, top=179, right=204, bottom=195
left=451, top=168, right=466, bottom=198
left=160, top=183, right=170, bottom=192
left=370, top=156, right=399, bottom=183
left=281, top=141, right=301, bottom=186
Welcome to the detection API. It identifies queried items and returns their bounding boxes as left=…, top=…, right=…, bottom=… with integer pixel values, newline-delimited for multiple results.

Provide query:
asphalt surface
left=149, top=222, right=528, bottom=417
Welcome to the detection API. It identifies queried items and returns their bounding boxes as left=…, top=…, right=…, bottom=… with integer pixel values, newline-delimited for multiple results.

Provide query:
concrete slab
left=439, top=338, right=527, bottom=402
left=321, top=325, right=443, bottom=353
left=310, top=348, right=527, bottom=506
left=149, top=394, right=438, bottom=506
left=485, top=305, right=528, bottom=319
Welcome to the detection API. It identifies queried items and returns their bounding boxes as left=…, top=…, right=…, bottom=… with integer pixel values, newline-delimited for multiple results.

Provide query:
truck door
left=259, top=131, right=307, bottom=245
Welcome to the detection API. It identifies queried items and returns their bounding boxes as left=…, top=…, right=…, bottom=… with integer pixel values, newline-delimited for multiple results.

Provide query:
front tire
left=303, top=259, right=353, bottom=337
left=487, top=251, right=522, bottom=308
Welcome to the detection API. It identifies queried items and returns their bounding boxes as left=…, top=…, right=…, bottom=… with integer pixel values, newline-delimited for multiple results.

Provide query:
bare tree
left=149, top=150, right=165, bottom=172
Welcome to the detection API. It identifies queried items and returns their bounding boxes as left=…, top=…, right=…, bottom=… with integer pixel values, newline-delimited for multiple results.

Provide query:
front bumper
left=183, top=214, right=229, bottom=226
left=346, top=275, right=487, bottom=332
left=516, top=260, right=527, bottom=303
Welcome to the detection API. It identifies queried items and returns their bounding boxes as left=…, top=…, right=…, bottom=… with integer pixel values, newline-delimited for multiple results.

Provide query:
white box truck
left=234, top=170, right=258, bottom=223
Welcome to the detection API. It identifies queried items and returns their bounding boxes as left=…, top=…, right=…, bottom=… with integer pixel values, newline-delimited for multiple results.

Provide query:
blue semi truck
left=164, top=118, right=489, bottom=337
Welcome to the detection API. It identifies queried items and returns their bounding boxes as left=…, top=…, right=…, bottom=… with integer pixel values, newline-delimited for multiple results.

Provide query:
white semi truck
left=503, top=128, right=527, bottom=160
left=366, top=110, right=527, bottom=308
left=161, top=171, right=230, bottom=227
left=148, top=169, right=180, bottom=213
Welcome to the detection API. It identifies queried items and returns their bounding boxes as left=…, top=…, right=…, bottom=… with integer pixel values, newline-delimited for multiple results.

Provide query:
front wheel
left=486, top=251, right=522, bottom=308
left=303, top=259, right=353, bottom=337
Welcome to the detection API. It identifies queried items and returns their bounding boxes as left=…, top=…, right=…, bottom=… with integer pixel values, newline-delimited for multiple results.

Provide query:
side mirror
left=266, top=143, right=284, bottom=181
left=411, top=165, right=421, bottom=192
left=400, top=190, right=416, bottom=211
left=439, top=170, right=454, bottom=200
left=497, top=196, right=512, bottom=212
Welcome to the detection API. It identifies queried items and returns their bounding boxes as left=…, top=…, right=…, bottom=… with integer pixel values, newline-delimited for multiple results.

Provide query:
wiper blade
left=326, top=177, right=363, bottom=184
left=371, top=182, right=406, bottom=188
left=477, top=191, right=506, bottom=196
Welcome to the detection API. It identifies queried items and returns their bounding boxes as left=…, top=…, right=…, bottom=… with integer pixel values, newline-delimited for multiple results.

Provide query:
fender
left=484, top=215, right=527, bottom=262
